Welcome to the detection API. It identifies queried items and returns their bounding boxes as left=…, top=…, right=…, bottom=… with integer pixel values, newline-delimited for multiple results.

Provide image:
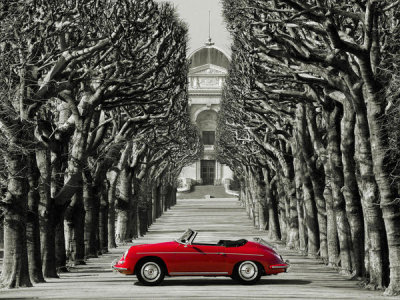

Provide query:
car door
left=168, top=243, right=226, bottom=275
left=220, top=245, right=238, bottom=273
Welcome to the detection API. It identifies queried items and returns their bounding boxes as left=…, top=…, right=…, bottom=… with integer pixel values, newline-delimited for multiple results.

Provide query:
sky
left=159, top=0, right=232, bottom=55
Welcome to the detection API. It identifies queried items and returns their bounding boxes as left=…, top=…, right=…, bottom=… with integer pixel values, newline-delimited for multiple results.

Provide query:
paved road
left=0, top=197, right=386, bottom=299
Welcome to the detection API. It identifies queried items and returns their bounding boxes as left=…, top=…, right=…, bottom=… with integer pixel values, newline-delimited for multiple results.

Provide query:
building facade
left=179, top=41, right=233, bottom=186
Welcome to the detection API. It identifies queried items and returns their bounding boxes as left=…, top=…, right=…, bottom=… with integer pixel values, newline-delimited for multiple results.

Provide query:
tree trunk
left=163, top=184, right=170, bottom=212
left=139, top=205, right=148, bottom=236
left=249, top=170, right=260, bottom=229
left=64, top=182, right=85, bottom=265
left=99, top=182, right=109, bottom=253
left=83, top=169, right=98, bottom=258
left=294, top=157, right=307, bottom=254
left=165, top=184, right=172, bottom=211
left=276, top=176, right=290, bottom=243
left=27, top=154, right=45, bottom=283
left=327, top=102, right=352, bottom=274
left=107, top=169, right=118, bottom=249
left=172, top=187, right=177, bottom=206
left=306, top=105, right=339, bottom=266
left=36, top=149, right=58, bottom=278
left=51, top=146, right=67, bottom=272
left=262, top=169, right=281, bottom=240
left=300, top=104, right=328, bottom=261
left=276, top=180, right=287, bottom=242
left=157, top=184, right=163, bottom=218
left=132, top=196, right=139, bottom=239
left=0, top=220, right=3, bottom=259
left=282, top=164, right=299, bottom=249
left=151, top=185, right=158, bottom=223
left=340, top=101, right=364, bottom=277
left=350, top=87, right=387, bottom=288
left=362, top=78, right=400, bottom=295
left=54, top=210, right=67, bottom=271
left=298, top=152, right=319, bottom=257
left=0, top=152, right=32, bottom=288
left=116, top=167, right=132, bottom=243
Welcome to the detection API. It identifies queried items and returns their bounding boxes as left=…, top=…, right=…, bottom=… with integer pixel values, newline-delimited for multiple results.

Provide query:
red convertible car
left=112, top=229, right=289, bottom=285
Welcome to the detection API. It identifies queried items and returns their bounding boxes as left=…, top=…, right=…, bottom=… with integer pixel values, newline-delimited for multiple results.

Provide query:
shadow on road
left=134, top=278, right=311, bottom=286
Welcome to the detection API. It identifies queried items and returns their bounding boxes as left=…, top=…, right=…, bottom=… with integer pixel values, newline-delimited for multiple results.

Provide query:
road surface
left=0, top=196, right=386, bottom=299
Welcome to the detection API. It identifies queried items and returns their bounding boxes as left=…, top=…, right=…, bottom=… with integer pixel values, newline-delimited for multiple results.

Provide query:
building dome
left=188, top=44, right=230, bottom=70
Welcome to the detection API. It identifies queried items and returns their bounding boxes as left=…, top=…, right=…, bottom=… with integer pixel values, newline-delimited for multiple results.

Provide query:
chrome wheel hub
left=239, top=261, right=258, bottom=281
left=141, top=262, right=161, bottom=282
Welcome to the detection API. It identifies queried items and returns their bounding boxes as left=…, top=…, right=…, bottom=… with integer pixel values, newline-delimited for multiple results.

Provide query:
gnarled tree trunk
left=363, top=83, right=400, bottom=294
left=262, top=169, right=281, bottom=240
left=99, top=182, right=109, bottom=253
left=340, top=101, right=364, bottom=277
left=36, top=149, right=58, bottom=278
left=115, top=166, right=132, bottom=243
left=27, top=153, right=45, bottom=283
left=327, top=102, right=352, bottom=274
left=351, top=89, right=387, bottom=288
left=83, top=169, right=98, bottom=258
left=307, top=105, right=339, bottom=266
left=298, top=151, right=319, bottom=257
left=299, top=104, right=327, bottom=260
left=64, top=182, right=85, bottom=265
left=0, top=150, right=32, bottom=288
left=293, top=157, right=307, bottom=254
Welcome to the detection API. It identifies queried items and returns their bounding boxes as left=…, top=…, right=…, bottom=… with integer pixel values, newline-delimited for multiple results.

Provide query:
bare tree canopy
left=0, top=0, right=200, bottom=288
left=218, top=0, right=400, bottom=296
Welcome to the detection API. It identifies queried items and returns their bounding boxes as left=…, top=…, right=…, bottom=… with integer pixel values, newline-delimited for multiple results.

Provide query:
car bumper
left=112, top=265, right=128, bottom=271
left=112, top=258, right=131, bottom=274
left=112, top=264, right=133, bottom=275
left=269, top=262, right=290, bottom=272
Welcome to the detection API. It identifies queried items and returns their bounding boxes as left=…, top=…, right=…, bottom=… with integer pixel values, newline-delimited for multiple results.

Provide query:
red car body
left=112, top=229, right=289, bottom=285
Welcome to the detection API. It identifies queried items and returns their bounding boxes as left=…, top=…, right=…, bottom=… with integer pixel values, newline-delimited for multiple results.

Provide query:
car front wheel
left=233, top=261, right=261, bottom=284
left=136, top=260, right=165, bottom=286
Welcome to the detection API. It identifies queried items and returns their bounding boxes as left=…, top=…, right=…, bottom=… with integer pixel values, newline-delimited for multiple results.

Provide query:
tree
left=0, top=0, right=200, bottom=288
left=220, top=0, right=400, bottom=295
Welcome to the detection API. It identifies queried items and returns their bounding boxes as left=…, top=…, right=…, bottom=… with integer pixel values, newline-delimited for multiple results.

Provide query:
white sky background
left=158, top=0, right=232, bottom=54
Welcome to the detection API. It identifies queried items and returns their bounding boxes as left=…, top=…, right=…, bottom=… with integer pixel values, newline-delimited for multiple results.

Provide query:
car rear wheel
left=233, top=261, right=261, bottom=284
left=136, top=260, right=165, bottom=286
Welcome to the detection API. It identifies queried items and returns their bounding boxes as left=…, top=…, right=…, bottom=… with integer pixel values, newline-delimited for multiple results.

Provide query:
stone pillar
left=196, top=160, right=202, bottom=184
left=215, top=161, right=222, bottom=185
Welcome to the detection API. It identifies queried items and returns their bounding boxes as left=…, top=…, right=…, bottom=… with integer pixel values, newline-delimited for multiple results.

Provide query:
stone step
left=177, top=184, right=232, bottom=199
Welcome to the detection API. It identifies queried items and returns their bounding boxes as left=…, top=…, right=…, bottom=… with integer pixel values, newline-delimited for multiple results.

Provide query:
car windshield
left=176, top=229, right=195, bottom=244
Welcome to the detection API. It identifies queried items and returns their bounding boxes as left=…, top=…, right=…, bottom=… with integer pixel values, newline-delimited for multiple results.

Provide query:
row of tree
left=218, top=0, right=400, bottom=296
left=0, top=0, right=200, bottom=289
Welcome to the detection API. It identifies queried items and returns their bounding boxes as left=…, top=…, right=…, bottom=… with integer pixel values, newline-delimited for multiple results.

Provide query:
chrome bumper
left=112, top=265, right=128, bottom=271
left=270, top=261, right=290, bottom=272
left=112, top=259, right=128, bottom=272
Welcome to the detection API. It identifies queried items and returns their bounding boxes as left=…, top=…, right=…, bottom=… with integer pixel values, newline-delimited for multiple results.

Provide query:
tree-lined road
left=1, top=196, right=385, bottom=299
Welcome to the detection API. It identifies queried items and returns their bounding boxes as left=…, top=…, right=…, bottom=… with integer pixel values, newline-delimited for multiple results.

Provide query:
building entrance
left=201, top=160, right=215, bottom=185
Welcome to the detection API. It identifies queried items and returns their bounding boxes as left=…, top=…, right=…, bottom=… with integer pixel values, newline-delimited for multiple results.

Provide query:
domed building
left=179, top=39, right=233, bottom=187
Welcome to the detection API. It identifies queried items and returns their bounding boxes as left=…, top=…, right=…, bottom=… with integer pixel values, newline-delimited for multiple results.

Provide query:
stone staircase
left=177, top=184, right=233, bottom=199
